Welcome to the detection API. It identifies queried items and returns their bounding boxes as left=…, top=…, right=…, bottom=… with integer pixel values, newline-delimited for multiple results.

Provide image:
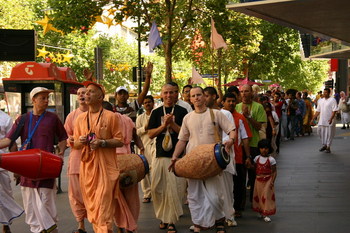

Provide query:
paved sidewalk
left=8, top=123, right=350, bottom=233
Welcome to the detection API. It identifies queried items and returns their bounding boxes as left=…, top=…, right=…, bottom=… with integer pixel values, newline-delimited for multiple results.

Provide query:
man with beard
left=310, top=88, right=338, bottom=153
left=64, top=87, right=88, bottom=233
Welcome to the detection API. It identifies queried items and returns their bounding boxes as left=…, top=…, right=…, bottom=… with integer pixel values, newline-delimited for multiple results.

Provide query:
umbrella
left=269, top=83, right=281, bottom=88
left=223, top=77, right=264, bottom=86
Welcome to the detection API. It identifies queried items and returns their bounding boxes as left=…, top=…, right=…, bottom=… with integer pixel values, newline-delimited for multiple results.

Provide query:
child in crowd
left=252, top=139, right=277, bottom=222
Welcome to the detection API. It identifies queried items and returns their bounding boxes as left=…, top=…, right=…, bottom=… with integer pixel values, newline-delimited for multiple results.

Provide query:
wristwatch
left=101, top=140, right=107, bottom=148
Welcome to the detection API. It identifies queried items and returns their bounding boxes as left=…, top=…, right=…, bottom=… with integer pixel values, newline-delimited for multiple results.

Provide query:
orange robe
left=74, top=109, right=123, bottom=233
left=114, top=113, right=140, bottom=231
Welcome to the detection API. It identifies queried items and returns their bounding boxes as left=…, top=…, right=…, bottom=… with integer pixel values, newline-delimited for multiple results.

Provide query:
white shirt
left=0, top=110, right=13, bottom=171
left=316, top=97, right=339, bottom=126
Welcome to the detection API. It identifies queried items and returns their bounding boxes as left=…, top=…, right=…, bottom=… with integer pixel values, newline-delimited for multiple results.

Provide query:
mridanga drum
left=0, top=149, right=63, bottom=180
left=117, top=153, right=149, bottom=188
left=174, top=143, right=230, bottom=180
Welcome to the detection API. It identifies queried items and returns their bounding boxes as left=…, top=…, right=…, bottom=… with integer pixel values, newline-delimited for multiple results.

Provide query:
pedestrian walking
left=310, top=88, right=338, bottom=153
left=252, top=139, right=277, bottom=222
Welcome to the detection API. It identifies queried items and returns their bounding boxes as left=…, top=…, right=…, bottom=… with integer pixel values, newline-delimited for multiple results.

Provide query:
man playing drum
left=169, top=86, right=236, bottom=233
left=0, top=87, right=67, bottom=233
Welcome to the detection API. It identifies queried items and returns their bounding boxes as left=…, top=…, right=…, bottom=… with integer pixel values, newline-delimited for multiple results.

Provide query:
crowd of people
left=0, top=62, right=348, bottom=233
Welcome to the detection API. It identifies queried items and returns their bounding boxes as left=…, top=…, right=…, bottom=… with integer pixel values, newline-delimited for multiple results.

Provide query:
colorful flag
left=191, top=29, right=206, bottom=64
left=148, top=21, right=163, bottom=53
left=191, top=67, right=205, bottom=84
left=210, top=18, right=227, bottom=50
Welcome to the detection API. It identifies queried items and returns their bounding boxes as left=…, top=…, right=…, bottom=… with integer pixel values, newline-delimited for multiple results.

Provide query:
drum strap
left=209, top=108, right=221, bottom=143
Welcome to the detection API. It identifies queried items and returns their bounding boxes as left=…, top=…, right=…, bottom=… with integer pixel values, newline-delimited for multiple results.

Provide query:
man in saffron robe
left=73, top=82, right=124, bottom=233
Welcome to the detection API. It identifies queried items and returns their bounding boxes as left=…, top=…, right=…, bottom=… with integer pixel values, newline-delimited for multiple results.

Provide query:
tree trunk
left=165, top=43, right=172, bottom=83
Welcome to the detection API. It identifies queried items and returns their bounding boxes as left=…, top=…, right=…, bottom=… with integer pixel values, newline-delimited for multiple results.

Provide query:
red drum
left=0, top=149, right=63, bottom=180
left=174, top=143, right=230, bottom=180
left=117, top=153, right=149, bottom=188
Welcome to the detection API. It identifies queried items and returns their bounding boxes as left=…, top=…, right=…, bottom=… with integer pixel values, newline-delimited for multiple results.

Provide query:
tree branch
left=171, top=0, right=193, bottom=47
left=141, top=0, right=152, bottom=27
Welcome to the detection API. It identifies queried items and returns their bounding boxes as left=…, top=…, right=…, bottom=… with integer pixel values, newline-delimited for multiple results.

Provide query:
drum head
left=137, top=154, right=150, bottom=174
left=214, top=143, right=230, bottom=169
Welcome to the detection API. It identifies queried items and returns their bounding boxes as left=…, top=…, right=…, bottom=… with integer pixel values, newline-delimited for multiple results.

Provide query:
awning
left=227, top=0, right=350, bottom=45
left=309, top=48, right=350, bottom=59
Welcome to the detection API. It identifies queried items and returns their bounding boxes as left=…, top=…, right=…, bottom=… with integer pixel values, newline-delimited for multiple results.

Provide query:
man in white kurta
left=311, top=88, right=338, bottom=153
left=170, top=87, right=236, bottom=233
left=136, top=95, right=156, bottom=202
left=0, top=110, right=24, bottom=233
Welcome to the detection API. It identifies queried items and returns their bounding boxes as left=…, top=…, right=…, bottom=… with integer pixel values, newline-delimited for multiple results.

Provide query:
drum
left=174, top=143, right=230, bottom=180
left=0, top=149, right=63, bottom=180
left=117, top=153, right=149, bottom=188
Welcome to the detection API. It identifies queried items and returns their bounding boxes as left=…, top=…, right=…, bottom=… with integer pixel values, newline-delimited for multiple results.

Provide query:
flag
left=191, top=67, right=205, bottom=84
left=210, top=18, right=227, bottom=50
left=191, top=29, right=206, bottom=64
left=148, top=21, right=163, bottom=53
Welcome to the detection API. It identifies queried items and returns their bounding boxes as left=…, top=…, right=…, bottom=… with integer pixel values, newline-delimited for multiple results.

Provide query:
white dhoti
left=21, top=186, right=58, bottom=233
left=219, top=171, right=234, bottom=221
left=141, top=143, right=155, bottom=199
left=0, top=170, right=24, bottom=225
left=151, top=157, right=186, bottom=224
left=317, top=125, right=336, bottom=147
left=187, top=175, right=225, bottom=228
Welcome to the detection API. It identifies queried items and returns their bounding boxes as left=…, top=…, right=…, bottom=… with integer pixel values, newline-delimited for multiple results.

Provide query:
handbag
left=162, top=106, right=174, bottom=151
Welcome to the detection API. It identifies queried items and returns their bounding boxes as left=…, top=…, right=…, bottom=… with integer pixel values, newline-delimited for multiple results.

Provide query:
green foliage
left=47, top=0, right=109, bottom=34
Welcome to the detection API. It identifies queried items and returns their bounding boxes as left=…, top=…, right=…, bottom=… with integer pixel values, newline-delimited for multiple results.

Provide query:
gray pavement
left=8, top=123, right=350, bottom=233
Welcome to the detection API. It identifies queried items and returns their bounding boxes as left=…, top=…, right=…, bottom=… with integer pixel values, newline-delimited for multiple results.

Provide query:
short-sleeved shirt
left=178, top=108, right=235, bottom=154
left=6, top=111, right=68, bottom=188
left=236, top=101, right=267, bottom=148
left=316, top=97, right=339, bottom=126
left=254, top=155, right=276, bottom=166
left=147, top=105, right=188, bottom=158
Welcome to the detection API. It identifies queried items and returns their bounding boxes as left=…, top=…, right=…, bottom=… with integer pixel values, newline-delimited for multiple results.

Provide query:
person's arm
left=137, top=62, right=152, bottom=106
left=328, top=111, right=337, bottom=124
left=168, top=118, right=181, bottom=134
left=57, top=140, right=67, bottom=158
left=136, top=115, right=147, bottom=136
left=132, top=128, right=145, bottom=154
left=310, top=111, right=320, bottom=125
left=0, top=138, right=11, bottom=149
left=89, top=138, right=124, bottom=150
left=271, top=164, right=277, bottom=186
left=148, top=113, right=172, bottom=139
left=168, top=139, right=187, bottom=171
left=267, top=115, right=276, bottom=136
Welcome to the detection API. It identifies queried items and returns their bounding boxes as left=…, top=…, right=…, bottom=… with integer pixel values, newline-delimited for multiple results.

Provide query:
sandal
left=159, top=222, right=168, bottom=229
left=72, top=229, right=87, bottom=233
left=167, top=224, right=177, bottom=233
left=142, top=197, right=151, bottom=203
left=215, top=222, right=226, bottom=233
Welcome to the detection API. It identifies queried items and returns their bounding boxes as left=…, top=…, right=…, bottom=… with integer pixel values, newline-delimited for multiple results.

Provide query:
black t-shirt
left=147, top=105, right=188, bottom=158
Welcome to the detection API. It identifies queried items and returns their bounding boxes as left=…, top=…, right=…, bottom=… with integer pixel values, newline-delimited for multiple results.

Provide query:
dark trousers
left=233, top=164, right=247, bottom=212
left=287, top=115, right=297, bottom=139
